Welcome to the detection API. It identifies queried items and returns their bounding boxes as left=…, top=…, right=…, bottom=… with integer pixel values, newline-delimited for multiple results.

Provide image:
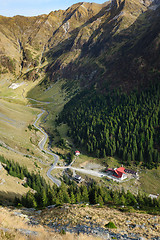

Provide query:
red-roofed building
left=113, top=167, right=127, bottom=180
left=75, top=150, right=80, bottom=156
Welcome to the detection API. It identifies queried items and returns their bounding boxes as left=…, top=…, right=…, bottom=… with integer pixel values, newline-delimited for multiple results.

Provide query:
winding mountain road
left=32, top=104, right=108, bottom=183
left=1, top=95, right=107, bottom=186
left=32, top=105, right=61, bottom=187
left=0, top=92, right=61, bottom=186
left=32, top=106, right=108, bottom=184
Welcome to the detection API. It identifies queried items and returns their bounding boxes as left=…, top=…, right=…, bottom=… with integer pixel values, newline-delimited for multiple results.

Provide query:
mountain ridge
left=0, top=0, right=160, bottom=92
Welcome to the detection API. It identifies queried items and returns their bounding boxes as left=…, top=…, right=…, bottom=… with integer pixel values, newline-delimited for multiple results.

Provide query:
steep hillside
left=1, top=204, right=160, bottom=240
left=45, top=0, right=160, bottom=91
left=0, top=0, right=159, bottom=92
left=0, top=2, right=107, bottom=83
left=0, top=205, right=103, bottom=240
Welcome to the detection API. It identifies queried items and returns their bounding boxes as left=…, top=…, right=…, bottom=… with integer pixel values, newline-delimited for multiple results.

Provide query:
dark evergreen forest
left=58, top=82, right=160, bottom=169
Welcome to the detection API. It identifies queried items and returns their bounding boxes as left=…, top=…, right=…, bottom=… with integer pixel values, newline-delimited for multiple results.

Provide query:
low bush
left=105, top=221, right=117, bottom=229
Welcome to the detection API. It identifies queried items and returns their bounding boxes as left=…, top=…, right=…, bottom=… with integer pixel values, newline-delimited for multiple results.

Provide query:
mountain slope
left=0, top=0, right=159, bottom=92
left=0, top=2, right=107, bottom=81
left=45, top=0, right=160, bottom=91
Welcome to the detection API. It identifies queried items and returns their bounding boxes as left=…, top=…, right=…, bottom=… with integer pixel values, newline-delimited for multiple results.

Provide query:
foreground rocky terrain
left=34, top=204, right=160, bottom=239
left=0, top=205, right=99, bottom=240
left=0, top=204, right=160, bottom=240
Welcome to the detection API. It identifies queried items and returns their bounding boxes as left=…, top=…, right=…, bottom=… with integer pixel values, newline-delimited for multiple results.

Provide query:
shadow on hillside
left=28, top=1, right=160, bottom=96
left=0, top=191, right=23, bottom=205
left=80, top=1, right=160, bottom=91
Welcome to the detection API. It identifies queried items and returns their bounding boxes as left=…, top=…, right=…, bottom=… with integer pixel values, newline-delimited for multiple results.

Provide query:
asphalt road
left=33, top=109, right=61, bottom=187
left=0, top=96, right=61, bottom=186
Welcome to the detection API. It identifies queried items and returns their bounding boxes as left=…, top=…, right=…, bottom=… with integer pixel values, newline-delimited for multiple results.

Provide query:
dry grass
left=1, top=202, right=160, bottom=239
left=0, top=164, right=29, bottom=200
left=0, top=80, right=60, bottom=179
left=0, top=206, right=102, bottom=240
left=0, top=98, right=40, bottom=154
left=0, top=144, right=58, bottom=189
left=51, top=168, right=63, bottom=178
left=36, top=204, right=160, bottom=239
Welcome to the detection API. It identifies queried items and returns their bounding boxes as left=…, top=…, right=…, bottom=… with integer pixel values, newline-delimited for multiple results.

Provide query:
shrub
left=105, top=221, right=117, bottom=229
left=60, top=229, right=66, bottom=235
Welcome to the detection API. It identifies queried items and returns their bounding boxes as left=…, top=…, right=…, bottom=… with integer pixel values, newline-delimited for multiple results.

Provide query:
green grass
left=105, top=221, right=117, bottom=229
left=140, top=167, right=160, bottom=195
left=72, top=154, right=120, bottom=169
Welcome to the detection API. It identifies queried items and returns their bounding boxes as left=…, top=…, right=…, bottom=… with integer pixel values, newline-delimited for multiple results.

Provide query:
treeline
left=0, top=155, right=159, bottom=212
left=21, top=181, right=160, bottom=211
left=53, top=151, right=74, bottom=165
left=57, top=82, right=160, bottom=169
left=0, top=155, right=48, bottom=193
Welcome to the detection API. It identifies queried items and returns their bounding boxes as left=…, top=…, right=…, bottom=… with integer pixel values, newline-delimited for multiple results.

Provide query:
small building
left=106, top=166, right=139, bottom=181
left=75, top=150, right=80, bottom=156
left=113, top=167, right=127, bottom=180
left=124, top=169, right=138, bottom=176
left=74, top=174, right=82, bottom=183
